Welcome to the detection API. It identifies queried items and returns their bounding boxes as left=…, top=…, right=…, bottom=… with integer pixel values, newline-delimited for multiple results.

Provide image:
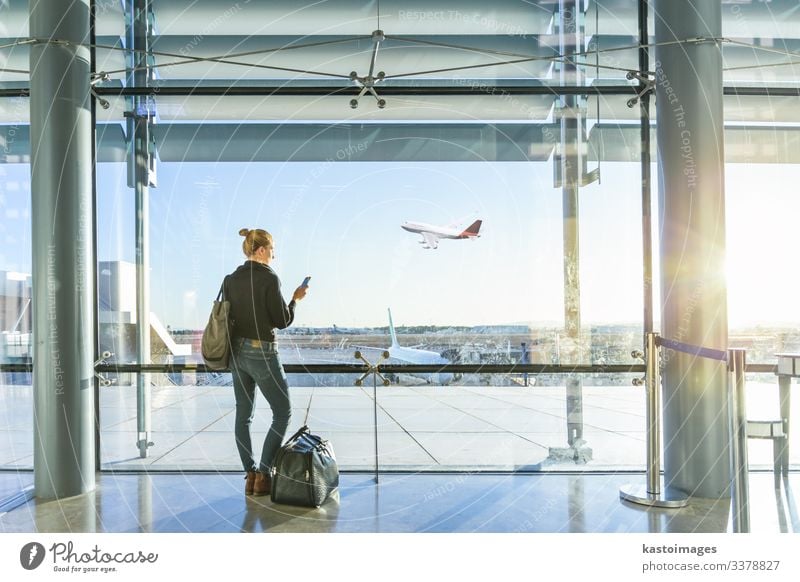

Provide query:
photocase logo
left=20, top=542, right=46, bottom=570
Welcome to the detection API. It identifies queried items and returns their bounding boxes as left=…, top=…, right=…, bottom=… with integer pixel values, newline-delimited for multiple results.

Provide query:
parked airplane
left=401, top=219, right=482, bottom=249
left=386, top=309, right=455, bottom=384
left=357, top=309, right=455, bottom=385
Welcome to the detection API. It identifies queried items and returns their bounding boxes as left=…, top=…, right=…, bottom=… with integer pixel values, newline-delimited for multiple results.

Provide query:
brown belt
left=241, top=339, right=278, bottom=350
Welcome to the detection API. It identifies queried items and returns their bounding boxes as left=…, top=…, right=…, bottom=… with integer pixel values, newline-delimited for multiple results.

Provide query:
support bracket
left=93, top=351, right=116, bottom=387
left=625, top=70, right=655, bottom=108
left=348, top=30, right=387, bottom=109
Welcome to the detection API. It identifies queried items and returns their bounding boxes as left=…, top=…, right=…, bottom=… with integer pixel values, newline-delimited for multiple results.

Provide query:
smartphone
left=301, top=276, right=311, bottom=288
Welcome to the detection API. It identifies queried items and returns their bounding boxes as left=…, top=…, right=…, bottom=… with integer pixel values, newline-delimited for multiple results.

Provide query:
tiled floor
left=2, top=381, right=796, bottom=472
left=2, top=378, right=798, bottom=533
left=1, top=471, right=798, bottom=533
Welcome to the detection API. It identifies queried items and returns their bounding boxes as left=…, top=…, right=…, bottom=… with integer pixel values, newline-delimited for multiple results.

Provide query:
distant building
left=1, top=271, right=33, bottom=380
left=0, top=270, right=32, bottom=334
left=98, top=261, right=192, bottom=384
left=2, top=262, right=193, bottom=385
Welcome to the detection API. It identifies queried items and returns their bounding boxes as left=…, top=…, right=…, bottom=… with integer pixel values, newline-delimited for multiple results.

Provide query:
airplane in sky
left=401, top=219, right=482, bottom=249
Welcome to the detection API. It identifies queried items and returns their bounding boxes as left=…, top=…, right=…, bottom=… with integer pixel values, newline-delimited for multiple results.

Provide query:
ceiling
left=2, top=0, right=799, bottom=87
left=1, top=0, right=798, bottom=163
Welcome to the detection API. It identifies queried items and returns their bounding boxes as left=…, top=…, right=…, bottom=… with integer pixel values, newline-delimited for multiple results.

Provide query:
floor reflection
left=774, top=473, right=799, bottom=533
left=0, top=471, right=797, bottom=533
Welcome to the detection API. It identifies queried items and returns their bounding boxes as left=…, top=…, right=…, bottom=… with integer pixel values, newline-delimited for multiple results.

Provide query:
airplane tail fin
left=460, top=220, right=482, bottom=237
left=387, top=308, right=399, bottom=348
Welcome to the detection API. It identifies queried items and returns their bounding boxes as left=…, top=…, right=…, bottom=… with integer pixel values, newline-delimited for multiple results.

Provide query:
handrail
left=2, top=363, right=646, bottom=374
left=0, top=362, right=780, bottom=374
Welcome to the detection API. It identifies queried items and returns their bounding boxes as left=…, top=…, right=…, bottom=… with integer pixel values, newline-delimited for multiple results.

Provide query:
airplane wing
left=350, top=345, right=387, bottom=352
left=421, top=232, right=440, bottom=249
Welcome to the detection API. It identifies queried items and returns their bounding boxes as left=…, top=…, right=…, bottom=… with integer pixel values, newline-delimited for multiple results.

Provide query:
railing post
left=728, top=348, right=750, bottom=533
left=620, top=332, right=688, bottom=508
left=645, top=331, right=661, bottom=496
left=355, top=350, right=390, bottom=484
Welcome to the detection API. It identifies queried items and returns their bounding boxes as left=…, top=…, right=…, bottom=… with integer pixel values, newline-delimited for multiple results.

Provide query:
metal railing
left=1, top=361, right=780, bottom=375
left=0, top=350, right=770, bottom=513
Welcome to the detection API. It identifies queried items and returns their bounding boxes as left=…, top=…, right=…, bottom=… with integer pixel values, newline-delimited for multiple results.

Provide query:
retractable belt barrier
left=655, top=336, right=727, bottom=362
left=620, top=333, right=751, bottom=532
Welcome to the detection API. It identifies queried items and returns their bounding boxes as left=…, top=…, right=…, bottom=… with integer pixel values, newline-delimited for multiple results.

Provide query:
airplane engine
left=437, top=372, right=455, bottom=385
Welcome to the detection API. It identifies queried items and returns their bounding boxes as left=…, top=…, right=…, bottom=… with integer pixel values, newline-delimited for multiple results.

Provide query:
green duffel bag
left=271, top=425, right=339, bottom=508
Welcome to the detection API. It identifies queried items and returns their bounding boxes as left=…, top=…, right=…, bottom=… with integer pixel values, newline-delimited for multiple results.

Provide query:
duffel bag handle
left=286, top=425, right=323, bottom=446
left=316, top=441, right=334, bottom=458
left=286, top=425, right=311, bottom=445
left=285, top=425, right=330, bottom=450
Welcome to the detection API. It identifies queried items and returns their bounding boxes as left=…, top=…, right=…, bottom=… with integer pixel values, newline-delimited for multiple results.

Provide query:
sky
left=95, top=158, right=644, bottom=329
left=0, top=158, right=798, bottom=330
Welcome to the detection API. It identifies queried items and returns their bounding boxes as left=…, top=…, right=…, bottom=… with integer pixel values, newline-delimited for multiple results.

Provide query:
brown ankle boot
left=253, top=471, right=271, bottom=496
left=245, top=471, right=257, bottom=495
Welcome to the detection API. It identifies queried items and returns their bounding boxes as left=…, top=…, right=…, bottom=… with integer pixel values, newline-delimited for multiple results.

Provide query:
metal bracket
left=89, top=72, right=111, bottom=109
left=93, top=351, right=116, bottom=387
left=625, top=70, right=655, bottom=108
left=631, top=349, right=645, bottom=386
left=123, top=109, right=156, bottom=120
left=137, top=435, right=155, bottom=456
left=354, top=349, right=391, bottom=386
left=90, top=71, right=109, bottom=85
left=348, top=30, right=387, bottom=109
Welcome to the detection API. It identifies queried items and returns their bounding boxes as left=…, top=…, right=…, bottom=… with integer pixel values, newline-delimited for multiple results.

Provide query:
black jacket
left=223, top=261, right=295, bottom=342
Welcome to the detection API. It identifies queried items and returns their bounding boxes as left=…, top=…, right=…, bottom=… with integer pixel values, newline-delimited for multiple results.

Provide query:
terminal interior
left=1, top=0, right=799, bottom=533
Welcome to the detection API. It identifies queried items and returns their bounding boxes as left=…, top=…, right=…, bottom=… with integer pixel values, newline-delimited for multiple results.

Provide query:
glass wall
left=89, top=0, right=798, bottom=471
left=96, top=86, right=649, bottom=470
left=723, top=95, right=800, bottom=359
left=0, top=95, right=32, bottom=469
left=1, top=0, right=33, bottom=470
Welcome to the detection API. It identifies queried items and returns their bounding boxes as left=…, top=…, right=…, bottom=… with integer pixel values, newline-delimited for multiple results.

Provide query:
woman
left=225, top=228, right=308, bottom=496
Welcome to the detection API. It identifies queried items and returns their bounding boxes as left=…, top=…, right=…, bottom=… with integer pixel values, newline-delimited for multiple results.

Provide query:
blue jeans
left=230, top=338, right=292, bottom=474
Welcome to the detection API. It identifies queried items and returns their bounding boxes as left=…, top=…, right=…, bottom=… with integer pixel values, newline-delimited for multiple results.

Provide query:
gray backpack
left=201, top=277, right=232, bottom=370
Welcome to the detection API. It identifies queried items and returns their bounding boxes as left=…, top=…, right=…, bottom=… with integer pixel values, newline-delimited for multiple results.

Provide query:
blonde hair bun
left=240, top=228, right=273, bottom=257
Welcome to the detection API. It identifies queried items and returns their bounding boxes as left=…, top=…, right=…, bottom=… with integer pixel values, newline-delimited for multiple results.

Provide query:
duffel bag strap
left=286, top=425, right=310, bottom=445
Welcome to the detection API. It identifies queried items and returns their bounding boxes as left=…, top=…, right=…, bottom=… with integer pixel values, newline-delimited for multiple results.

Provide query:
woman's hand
left=292, top=286, right=308, bottom=302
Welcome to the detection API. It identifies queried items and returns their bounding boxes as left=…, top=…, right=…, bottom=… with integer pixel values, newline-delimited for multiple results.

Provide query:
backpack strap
left=216, top=275, right=229, bottom=302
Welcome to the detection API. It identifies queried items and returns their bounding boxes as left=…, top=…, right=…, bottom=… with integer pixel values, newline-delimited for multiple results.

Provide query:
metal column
left=126, top=0, right=154, bottom=457
left=30, top=0, right=96, bottom=499
left=548, top=0, right=594, bottom=463
left=654, top=0, right=730, bottom=498
left=638, top=0, right=654, bottom=337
